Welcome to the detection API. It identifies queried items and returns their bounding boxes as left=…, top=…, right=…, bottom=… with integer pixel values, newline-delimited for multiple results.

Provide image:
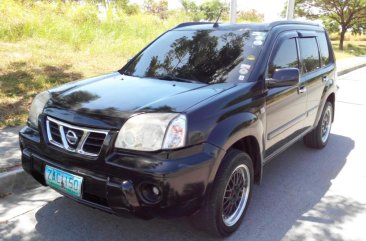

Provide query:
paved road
left=1, top=68, right=366, bottom=241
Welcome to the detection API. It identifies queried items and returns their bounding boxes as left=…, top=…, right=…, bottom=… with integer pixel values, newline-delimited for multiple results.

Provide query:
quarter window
left=268, top=38, right=299, bottom=78
left=317, top=33, right=332, bottom=66
left=299, top=38, right=321, bottom=73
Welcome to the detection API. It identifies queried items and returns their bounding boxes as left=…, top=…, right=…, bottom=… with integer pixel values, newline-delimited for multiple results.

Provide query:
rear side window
left=268, top=38, right=299, bottom=78
left=317, top=32, right=331, bottom=66
left=298, top=38, right=320, bottom=73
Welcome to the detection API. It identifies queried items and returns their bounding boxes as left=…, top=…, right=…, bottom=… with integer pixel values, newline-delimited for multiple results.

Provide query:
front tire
left=303, top=101, right=333, bottom=149
left=192, top=149, right=253, bottom=237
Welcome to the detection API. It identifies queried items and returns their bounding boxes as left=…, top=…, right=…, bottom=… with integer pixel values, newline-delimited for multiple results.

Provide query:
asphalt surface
left=1, top=67, right=366, bottom=241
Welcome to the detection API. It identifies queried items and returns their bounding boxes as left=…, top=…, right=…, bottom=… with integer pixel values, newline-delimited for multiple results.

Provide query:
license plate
left=45, top=165, right=83, bottom=198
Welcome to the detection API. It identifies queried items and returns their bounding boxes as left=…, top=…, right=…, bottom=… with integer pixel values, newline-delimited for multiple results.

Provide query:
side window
left=298, top=38, right=321, bottom=73
left=317, top=32, right=332, bottom=66
left=268, top=38, right=299, bottom=78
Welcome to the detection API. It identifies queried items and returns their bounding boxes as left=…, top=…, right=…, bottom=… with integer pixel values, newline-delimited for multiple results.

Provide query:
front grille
left=45, top=116, right=108, bottom=157
left=49, top=121, right=62, bottom=144
left=83, top=132, right=106, bottom=154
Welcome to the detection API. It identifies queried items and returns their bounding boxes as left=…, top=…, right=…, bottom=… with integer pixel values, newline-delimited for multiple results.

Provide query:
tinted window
left=124, top=30, right=267, bottom=84
left=299, top=38, right=321, bottom=73
left=317, top=33, right=331, bottom=66
left=268, top=38, right=299, bottom=78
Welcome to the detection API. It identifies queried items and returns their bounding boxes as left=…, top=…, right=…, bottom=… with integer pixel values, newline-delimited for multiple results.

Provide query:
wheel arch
left=314, top=91, right=336, bottom=126
left=230, top=136, right=262, bottom=184
left=326, top=92, right=335, bottom=122
left=206, top=112, right=264, bottom=186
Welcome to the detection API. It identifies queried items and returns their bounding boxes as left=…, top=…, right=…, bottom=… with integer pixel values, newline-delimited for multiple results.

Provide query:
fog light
left=152, top=186, right=160, bottom=195
left=140, top=183, right=162, bottom=204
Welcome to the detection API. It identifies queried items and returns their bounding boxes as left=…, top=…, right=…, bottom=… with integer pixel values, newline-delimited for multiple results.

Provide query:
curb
left=1, top=62, right=366, bottom=198
left=338, top=63, right=366, bottom=76
left=0, top=167, right=40, bottom=197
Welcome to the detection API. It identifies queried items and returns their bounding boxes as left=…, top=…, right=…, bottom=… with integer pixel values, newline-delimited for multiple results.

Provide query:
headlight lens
left=115, top=113, right=187, bottom=151
left=28, top=91, right=51, bottom=129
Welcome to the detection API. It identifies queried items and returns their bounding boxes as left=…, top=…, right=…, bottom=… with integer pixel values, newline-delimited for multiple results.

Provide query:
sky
left=130, top=0, right=288, bottom=22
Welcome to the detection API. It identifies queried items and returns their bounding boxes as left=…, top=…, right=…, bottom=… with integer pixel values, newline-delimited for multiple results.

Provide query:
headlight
left=28, top=91, right=51, bottom=129
left=115, top=113, right=187, bottom=151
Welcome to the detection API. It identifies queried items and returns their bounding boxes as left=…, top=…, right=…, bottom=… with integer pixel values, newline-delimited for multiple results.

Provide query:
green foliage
left=346, top=42, right=366, bottom=55
left=0, top=0, right=190, bottom=51
left=291, top=0, right=366, bottom=50
left=0, top=0, right=193, bottom=127
left=237, top=9, right=264, bottom=23
left=200, top=0, right=228, bottom=21
left=144, top=0, right=169, bottom=19
left=124, top=3, right=140, bottom=15
left=321, top=19, right=339, bottom=34
left=181, top=0, right=228, bottom=21
left=113, top=0, right=140, bottom=15
left=181, top=0, right=203, bottom=21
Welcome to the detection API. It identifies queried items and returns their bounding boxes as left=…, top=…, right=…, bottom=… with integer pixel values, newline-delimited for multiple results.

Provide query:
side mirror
left=267, top=68, right=300, bottom=88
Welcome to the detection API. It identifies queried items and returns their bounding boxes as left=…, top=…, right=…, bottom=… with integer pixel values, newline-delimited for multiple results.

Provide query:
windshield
left=123, top=29, right=267, bottom=84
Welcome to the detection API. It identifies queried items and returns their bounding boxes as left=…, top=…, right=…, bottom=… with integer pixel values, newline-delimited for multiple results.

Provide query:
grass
left=0, top=39, right=135, bottom=127
left=0, top=0, right=190, bottom=127
left=0, top=0, right=366, bottom=127
left=332, top=41, right=366, bottom=60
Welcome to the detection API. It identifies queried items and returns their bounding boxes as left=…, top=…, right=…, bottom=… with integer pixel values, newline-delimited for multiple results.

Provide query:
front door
left=265, top=32, right=307, bottom=153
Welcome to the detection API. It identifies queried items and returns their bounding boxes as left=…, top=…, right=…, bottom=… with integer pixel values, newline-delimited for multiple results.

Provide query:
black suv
left=20, top=21, right=337, bottom=237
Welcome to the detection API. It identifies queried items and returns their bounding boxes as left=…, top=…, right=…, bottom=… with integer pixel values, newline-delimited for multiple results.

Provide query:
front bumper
left=19, top=126, right=222, bottom=219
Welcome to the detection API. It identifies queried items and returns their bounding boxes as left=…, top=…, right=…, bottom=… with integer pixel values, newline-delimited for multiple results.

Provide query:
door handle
left=298, top=85, right=307, bottom=94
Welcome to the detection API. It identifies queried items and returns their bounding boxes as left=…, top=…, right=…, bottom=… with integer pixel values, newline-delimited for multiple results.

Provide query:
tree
left=144, top=0, right=168, bottom=19
left=200, top=0, right=228, bottom=21
left=181, top=0, right=203, bottom=21
left=180, top=0, right=228, bottom=21
left=237, top=9, right=264, bottom=23
left=291, top=0, right=366, bottom=50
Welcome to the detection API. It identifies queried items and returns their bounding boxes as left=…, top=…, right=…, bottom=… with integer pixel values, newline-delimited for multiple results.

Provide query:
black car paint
left=19, top=21, right=337, bottom=219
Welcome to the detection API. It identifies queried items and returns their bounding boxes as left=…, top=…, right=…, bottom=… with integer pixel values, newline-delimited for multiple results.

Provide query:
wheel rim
left=222, top=164, right=250, bottom=227
left=321, top=105, right=332, bottom=143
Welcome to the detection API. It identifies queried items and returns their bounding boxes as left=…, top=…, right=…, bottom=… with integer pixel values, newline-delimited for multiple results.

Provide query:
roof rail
left=268, top=20, right=322, bottom=29
left=173, top=22, right=214, bottom=29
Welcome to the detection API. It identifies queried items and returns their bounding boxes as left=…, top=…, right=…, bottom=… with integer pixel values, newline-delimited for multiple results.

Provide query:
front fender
left=207, top=112, right=264, bottom=152
left=205, top=112, right=264, bottom=185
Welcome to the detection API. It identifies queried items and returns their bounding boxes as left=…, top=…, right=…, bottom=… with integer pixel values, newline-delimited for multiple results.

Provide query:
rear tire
left=303, top=101, right=333, bottom=149
left=192, top=149, right=253, bottom=237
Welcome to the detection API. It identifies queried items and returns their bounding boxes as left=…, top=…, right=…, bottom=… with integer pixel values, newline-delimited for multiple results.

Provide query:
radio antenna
left=213, top=8, right=223, bottom=28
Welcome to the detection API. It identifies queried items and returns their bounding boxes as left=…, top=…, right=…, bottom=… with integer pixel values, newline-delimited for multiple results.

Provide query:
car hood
left=47, top=72, right=235, bottom=121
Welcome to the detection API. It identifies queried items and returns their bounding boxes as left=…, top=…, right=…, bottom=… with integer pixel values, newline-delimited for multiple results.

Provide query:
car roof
left=172, top=20, right=323, bottom=32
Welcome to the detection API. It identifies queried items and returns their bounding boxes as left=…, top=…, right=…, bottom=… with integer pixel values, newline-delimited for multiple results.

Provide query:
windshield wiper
left=155, top=75, right=196, bottom=83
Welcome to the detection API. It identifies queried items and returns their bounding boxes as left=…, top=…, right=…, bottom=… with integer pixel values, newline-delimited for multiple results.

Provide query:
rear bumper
left=19, top=126, right=223, bottom=219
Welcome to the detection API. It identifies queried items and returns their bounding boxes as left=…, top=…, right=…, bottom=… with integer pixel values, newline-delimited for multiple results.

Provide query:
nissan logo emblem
left=66, top=130, right=78, bottom=145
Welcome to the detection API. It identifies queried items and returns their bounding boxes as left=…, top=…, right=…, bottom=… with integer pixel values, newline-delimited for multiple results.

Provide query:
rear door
left=298, top=31, right=334, bottom=128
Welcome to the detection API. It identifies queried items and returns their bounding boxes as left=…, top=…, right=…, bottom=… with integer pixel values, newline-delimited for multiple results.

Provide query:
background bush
left=0, top=0, right=191, bottom=54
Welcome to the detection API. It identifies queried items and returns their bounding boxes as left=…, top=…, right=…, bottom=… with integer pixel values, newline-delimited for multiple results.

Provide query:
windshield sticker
left=252, top=31, right=266, bottom=36
left=239, top=64, right=250, bottom=75
left=255, top=35, right=265, bottom=41
left=247, top=55, right=256, bottom=61
left=239, top=69, right=248, bottom=75
left=241, top=64, right=251, bottom=69
left=253, top=40, right=263, bottom=46
left=238, top=75, right=245, bottom=81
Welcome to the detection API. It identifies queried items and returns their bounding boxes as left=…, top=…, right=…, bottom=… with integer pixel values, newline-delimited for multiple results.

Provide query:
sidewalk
left=1, top=56, right=366, bottom=196
left=0, top=126, right=22, bottom=172
left=337, top=56, right=366, bottom=76
left=0, top=126, right=39, bottom=197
